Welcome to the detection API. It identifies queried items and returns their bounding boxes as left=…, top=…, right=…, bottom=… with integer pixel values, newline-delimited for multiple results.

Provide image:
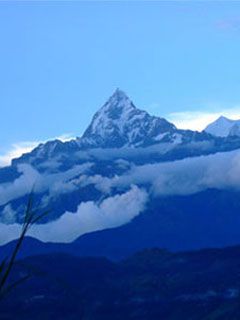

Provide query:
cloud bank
left=0, top=162, right=92, bottom=206
left=2, top=148, right=240, bottom=245
left=3, top=149, right=240, bottom=209
left=0, top=185, right=147, bottom=245
left=75, top=150, right=240, bottom=197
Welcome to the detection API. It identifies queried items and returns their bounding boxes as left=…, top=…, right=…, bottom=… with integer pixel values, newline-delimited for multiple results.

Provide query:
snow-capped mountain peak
left=79, top=89, right=176, bottom=148
left=85, top=88, right=137, bottom=133
left=205, top=116, right=240, bottom=137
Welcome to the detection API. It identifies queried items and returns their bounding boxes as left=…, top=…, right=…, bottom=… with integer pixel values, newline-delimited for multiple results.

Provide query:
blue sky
left=1, top=1, right=240, bottom=164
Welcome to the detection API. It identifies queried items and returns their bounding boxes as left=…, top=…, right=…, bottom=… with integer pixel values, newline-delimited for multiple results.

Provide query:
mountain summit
left=79, top=89, right=176, bottom=148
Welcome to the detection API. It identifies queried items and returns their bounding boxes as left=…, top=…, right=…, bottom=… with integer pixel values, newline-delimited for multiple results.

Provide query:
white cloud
left=0, top=142, right=40, bottom=168
left=111, top=149, right=240, bottom=196
left=0, top=164, right=40, bottom=206
left=74, top=149, right=240, bottom=197
left=0, top=224, right=22, bottom=246
left=3, top=147, right=240, bottom=217
left=2, top=149, right=240, bottom=245
left=0, top=185, right=148, bottom=245
left=167, top=108, right=240, bottom=131
left=0, top=162, right=93, bottom=206
left=0, top=133, right=75, bottom=167
left=1, top=204, right=17, bottom=224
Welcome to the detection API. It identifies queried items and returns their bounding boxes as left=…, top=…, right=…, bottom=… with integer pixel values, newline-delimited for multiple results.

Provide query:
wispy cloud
left=167, top=107, right=240, bottom=131
left=92, top=149, right=240, bottom=197
left=0, top=133, right=75, bottom=167
left=0, top=162, right=92, bottom=207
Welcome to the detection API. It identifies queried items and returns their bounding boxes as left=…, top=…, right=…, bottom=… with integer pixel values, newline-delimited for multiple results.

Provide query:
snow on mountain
left=11, top=90, right=240, bottom=169
left=78, top=89, right=176, bottom=148
left=204, top=116, right=240, bottom=137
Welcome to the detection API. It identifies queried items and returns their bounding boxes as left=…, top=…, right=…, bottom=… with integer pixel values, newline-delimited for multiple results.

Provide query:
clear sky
left=1, top=1, right=240, bottom=164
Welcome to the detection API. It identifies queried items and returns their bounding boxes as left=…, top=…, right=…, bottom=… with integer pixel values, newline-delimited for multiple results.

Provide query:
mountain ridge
left=10, top=89, right=240, bottom=167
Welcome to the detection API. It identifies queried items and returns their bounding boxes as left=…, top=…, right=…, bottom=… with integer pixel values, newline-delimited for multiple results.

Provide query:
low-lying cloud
left=2, top=148, right=240, bottom=245
left=114, top=150, right=240, bottom=196
left=0, top=162, right=93, bottom=206
left=75, top=150, right=240, bottom=197
left=0, top=164, right=40, bottom=206
left=0, top=185, right=147, bottom=245
left=2, top=149, right=240, bottom=208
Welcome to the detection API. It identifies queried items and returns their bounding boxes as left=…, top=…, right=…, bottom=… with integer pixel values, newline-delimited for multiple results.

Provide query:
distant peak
left=216, top=115, right=231, bottom=122
left=205, top=115, right=240, bottom=137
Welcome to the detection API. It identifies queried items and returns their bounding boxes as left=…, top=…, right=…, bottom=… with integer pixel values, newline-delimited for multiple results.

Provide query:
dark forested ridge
left=1, top=245, right=240, bottom=319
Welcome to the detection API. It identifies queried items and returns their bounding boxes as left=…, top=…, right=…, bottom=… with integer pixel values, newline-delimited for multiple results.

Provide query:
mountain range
left=10, top=89, right=240, bottom=167
left=1, top=89, right=240, bottom=258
